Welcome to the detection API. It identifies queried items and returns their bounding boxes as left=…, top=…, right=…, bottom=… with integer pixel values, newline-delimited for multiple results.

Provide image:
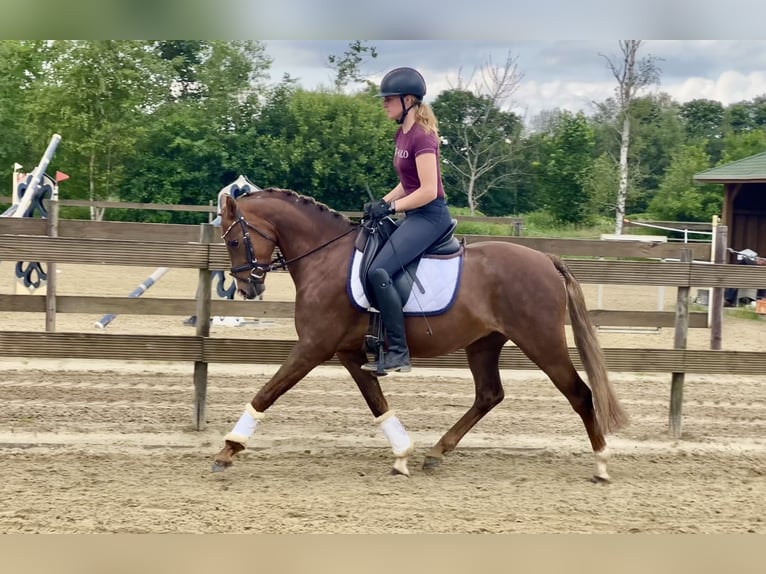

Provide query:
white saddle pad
left=347, top=249, right=463, bottom=316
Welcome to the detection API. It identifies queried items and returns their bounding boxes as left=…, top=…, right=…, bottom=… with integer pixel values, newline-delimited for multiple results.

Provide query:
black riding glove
left=363, top=201, right=375, bottom=218
left=368, top=199, right=394, bottom=220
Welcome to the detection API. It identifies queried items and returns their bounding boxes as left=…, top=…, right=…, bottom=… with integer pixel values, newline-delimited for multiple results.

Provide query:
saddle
left=355, top=215, right=462, bottom=361
left=355, top=215, right=461, bottom=308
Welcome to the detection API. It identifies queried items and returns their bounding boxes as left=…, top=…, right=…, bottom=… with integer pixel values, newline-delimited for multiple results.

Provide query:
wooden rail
left=0, top=197, right=525, bottom=230
left=3, top=233, right=762, bottom=287
left=0, top=294, right=710, bottom=328
left=0, top=217, right=710, bottom=259
left=1, top=331, right=764, bottom=375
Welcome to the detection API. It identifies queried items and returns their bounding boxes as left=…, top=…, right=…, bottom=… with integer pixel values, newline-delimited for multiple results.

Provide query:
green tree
left=723, top=96, right=766, bottom=133
left=718, top=129, right=766, bottom=164
left=647, top=144, right=720, bottom=221
left=679, top=98, right=726, bottom=163
left=24, top=41, right=174, bottom=220
left=0, top=41, right=46, bottom=184
left=118, top=41, right=272, bottom=223
left=627, top=93, right=685, bottom=207
left=537, top=111, right=595, bottom=224
left=246, top=88, right=396, bottom=210
left=591, top=92, right=686, bottom=218
left=582, top=153, right=620, bottom=219
left=327, top=40, right=378, bottom=93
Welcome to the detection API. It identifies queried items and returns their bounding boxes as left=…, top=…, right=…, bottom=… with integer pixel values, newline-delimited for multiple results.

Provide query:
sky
left=262, top=40, right=766, bottom=124
left=5, top=2, right=766, bottom=126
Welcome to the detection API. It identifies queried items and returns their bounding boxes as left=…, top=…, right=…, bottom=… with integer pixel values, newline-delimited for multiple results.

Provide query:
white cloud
left=662, top=71, right=766, bottom=106
left=264, top=41, right=766, bottom=124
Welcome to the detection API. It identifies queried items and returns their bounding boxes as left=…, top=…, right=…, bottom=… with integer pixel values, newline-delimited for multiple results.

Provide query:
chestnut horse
left=212, top=188, right=629, bottom=481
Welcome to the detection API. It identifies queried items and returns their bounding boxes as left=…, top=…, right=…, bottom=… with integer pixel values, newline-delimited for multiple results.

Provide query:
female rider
left=363, top=67, right=453, bottom=373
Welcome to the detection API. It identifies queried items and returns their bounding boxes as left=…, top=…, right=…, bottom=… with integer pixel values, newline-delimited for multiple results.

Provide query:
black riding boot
left=362, top=269, right=411, bottom=373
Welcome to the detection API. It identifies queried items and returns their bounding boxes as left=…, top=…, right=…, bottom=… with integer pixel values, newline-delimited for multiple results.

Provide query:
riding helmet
left=377, top=67, right=427, bottom=100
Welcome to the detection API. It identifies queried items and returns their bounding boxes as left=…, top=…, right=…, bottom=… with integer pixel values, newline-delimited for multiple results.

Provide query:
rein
left=221, top=211, right=357, bottom=282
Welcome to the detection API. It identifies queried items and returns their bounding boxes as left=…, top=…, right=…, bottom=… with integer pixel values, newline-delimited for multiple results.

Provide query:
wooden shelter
left=694, top=151, right=766, bottom=262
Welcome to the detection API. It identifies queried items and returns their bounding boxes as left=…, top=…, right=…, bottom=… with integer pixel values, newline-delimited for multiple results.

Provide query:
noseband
left=221, top=210, right=356, bottom=284
left=221, top=213, right=285, bottom=285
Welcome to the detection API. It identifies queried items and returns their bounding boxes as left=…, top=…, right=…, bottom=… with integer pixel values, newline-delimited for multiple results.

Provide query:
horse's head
left=220, top=193, right=277, bottom=300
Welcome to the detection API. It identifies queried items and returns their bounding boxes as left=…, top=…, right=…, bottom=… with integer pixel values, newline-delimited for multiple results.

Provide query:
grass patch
left=725, top=307, right=763, bottom=321
left=453, top=208, right=616, bottom=238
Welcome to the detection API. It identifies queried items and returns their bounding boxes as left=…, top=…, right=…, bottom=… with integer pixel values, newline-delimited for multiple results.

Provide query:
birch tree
left=600, top=40, right=661, bottom=233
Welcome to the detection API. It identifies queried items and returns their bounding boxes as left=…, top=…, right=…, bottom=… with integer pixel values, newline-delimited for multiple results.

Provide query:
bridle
left=221, top=209, right=356, bottom=285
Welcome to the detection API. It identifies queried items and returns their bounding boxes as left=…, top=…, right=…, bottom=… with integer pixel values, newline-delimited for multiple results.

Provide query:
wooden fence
left=0, top=196, right=526, bottom=235
left=2, top=215, right=766, bottom=436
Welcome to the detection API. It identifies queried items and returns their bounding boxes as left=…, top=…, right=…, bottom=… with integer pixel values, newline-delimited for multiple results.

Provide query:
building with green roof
left=694, top=151, right=766, bottom=261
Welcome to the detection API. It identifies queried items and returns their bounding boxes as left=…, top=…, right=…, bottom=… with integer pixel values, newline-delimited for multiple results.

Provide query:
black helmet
left=377, top=67, right=426, bottom=100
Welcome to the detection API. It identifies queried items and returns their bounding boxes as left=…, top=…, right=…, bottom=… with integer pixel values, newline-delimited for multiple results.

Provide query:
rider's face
left=383, top=95, right=407, bottom=120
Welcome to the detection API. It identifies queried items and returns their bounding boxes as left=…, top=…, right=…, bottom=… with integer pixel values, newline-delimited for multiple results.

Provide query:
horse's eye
left=228, top=240, right=239, bottom=248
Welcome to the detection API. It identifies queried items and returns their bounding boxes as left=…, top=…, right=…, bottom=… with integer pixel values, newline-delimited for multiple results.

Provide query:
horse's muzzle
left=227, top=269, right=263, bottom=299
left=237, top=279, right=265, bottom=300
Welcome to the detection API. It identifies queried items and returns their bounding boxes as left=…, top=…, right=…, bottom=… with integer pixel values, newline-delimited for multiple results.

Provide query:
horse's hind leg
left=336, top=349, right=414, bottom=477
left=518, top=339, right=611, bottom=482
left=550, top=366, right=611, bottom=482
left=423, top=332, right=507, bottom=470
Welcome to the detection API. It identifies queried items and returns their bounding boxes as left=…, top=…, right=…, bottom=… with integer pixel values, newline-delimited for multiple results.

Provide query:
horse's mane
left=241, top=187, right=354, bottom=226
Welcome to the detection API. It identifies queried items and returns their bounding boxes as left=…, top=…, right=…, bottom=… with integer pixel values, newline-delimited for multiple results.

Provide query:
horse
left=212, top=187, right=629, bottom=481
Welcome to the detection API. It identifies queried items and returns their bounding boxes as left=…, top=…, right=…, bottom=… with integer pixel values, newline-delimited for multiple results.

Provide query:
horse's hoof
left=211, top=460, right=232, bottom=473
left=391, top=457, right=411, bottom=477
left=422, top=455, right=442, bottom=471
left=590, top=474, right=610, bottom=484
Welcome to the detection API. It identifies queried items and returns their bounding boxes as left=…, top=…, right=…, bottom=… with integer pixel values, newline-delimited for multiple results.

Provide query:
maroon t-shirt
left=393, top=124, right=445, bottom=198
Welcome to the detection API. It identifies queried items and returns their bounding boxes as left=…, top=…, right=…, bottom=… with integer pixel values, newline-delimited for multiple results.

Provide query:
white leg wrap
left=375, top=411, right=413, bottom=457
left=594, top=446, right=610, bottom=480
left=224, top=404, right=265, bottom=446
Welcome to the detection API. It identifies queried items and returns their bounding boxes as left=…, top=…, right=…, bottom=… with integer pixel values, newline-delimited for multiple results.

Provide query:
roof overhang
left=693, top=178, right=766, bottom=184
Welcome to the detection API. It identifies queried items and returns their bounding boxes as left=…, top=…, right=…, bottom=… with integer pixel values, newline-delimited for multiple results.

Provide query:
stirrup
left=361, top=360, right=387, bottom=375
left=362, top=353, right=411, bottom=374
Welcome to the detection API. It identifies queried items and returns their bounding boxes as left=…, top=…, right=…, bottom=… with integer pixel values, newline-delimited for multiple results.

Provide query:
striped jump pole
left=94, top=267, right=170, bottom=329
left=3, top=134, right=65, bottom=293
left=3, top=133, right=61, bottom=219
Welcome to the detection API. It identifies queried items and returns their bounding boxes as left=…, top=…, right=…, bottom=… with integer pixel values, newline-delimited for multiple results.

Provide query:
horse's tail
left=548, top=253, right=630, bottom=435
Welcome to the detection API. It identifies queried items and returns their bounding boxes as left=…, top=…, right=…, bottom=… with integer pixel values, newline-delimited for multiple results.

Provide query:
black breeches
left=368, top=198, right=452, bottom=279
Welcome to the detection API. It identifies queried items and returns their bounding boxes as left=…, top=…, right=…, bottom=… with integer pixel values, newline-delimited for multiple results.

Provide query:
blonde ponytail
left=414, top=102, right=439, bottom=138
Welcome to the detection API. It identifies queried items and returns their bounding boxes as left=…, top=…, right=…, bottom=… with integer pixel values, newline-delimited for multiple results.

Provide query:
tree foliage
left=0, top=40, right=762, bottom=228
left=648, top=144, right=721, bottom=221
left=247, top=89, right=396, bottom=210
left=108, top=41, right=271, bottom=223
left=327, top=41, right=378, bottom=93
left=718, top=130, right=766, bottom=164
left=536, top=112, right=595, bottom=224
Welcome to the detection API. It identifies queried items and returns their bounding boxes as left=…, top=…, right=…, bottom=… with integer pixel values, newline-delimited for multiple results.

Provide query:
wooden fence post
left=193, top=223, right=214, bottom=430
left=45, top=186, right=59, bottom=332
left=669, top=248, right=692, bottom=438
left=710, top=225, right=726, bottom=350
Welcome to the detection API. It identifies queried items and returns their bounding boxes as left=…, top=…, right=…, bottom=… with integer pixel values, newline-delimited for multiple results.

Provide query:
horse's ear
left=222, top=193, right=237, bottom=218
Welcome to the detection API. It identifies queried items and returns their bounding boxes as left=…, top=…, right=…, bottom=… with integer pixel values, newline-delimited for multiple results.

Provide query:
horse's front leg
left=336, top=349, right=414, bottom=477
left=212, top=343, right=332, bottom=472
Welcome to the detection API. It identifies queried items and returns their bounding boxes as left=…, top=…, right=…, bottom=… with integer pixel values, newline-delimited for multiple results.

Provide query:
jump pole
left=3, top=135, right=63, bottom=296
left=4, top=134, right=61, bottom=219
left=94, top=267, right=170, bottom=329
